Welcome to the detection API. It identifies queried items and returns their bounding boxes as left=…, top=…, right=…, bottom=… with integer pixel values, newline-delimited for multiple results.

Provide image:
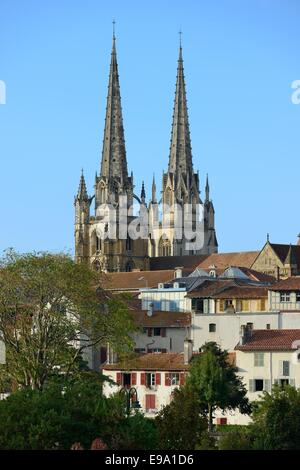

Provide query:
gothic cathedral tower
left=74, top=32, right=148, bottom=272
left=75, top=33, right=218, bottom=272
left=149, top=42, right=218, bottom=257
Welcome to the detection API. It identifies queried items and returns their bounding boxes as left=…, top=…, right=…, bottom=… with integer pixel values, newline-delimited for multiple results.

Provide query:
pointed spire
left=77, top=169, right=88, bottom=200
left=100, top=31, right=128, bottom=183
left=205, top=174, right=210, bottom=202
left=168, top=40, right=193, bottom=180
left=141, top=181, right=146, bottom=203
left=152, top=174, right=157, bottom=203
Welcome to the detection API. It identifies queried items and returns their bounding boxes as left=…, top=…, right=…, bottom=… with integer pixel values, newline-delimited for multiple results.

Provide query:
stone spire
left=152, top=174, right=157, bottom=203
left=100, top=32, right=128, bottom=182
left=77, top=169, right=88, bottom=201
left=141, top=181, right=146, bottom=203
left=205, top=174, right=210, bottom=202
left=168, top=43, right=193, bottom=180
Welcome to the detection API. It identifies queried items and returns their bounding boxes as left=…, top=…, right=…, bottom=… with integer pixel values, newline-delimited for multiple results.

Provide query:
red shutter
left=140, top=373, right=146, bottom=385
left=180, top=373, right=185, bottom=386
left=131, top=372, right=137, bottom=386
left=165, top=373, right=170, bottom=386
left=116, top=372, right=122, bottom=385
left=146, top=394, right=156, bottom=410
left=148, top=328, right=152, bottom=337
left=161, top=328, right=166, bottom=337
left=155, top=373, right=161, bottom=385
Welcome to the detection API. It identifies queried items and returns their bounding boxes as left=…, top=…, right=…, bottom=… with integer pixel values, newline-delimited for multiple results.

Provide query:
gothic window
left=159, top=237, right=171, bottom=257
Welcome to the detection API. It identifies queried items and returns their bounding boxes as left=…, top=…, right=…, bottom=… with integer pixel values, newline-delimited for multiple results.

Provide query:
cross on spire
left=112, top=19, right=116, bottom=38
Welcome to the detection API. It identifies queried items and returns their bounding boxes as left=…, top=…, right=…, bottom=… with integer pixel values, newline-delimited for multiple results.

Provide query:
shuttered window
left=145, top=394, right=156, bottom=411
left=282, top=361, right=290, bottom=377
left=254, top=353, right=264, bottom=367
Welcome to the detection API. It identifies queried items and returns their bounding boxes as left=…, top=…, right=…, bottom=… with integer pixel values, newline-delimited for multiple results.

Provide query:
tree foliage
left=0, top=250, right=135, bottom=390
left=186, top=342, right=251, bottom=430
left=155, top=387, right=208, bottom=450
left=250, top=385, right=300, bottom=450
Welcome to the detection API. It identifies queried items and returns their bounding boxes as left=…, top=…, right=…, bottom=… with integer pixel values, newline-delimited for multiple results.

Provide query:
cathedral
left=74, top=32, right=218, bottom=272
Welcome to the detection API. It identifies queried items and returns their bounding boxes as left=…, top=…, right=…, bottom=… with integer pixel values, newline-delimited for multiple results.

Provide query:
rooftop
left=236, top=329, right=300, bottom=351
left=103, top=352, right=190, bottom=371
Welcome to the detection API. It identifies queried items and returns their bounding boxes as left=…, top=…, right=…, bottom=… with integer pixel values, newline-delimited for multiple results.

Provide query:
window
left=260, top=299, right=266, bottom=311
left=145, top=373, right=156, bottom=388
left=282, top=361, right=290, bottom=377
left=194, top=299, right=204, bottom=313
left=254, top=379, right=264, bottom=392
left=209, top=323, right=216, bottom=333
left=280, top=292, right=290, bottom=302
left=169, top=373, right=180, bottom=386
left=254, top=353, right=264, bottom=367
left=123, top=373, right=131, bottom=387
left=296, top=292, right=300, bottom=302
left=266, top=324, right=271, bottom=330
left=219, top=300, right=224, bottom=312
left=145, top=394, right=156, bottom=411
left=147, top=348, right=167, bottom=353
left=153, top=328, right=161, bottom=336
left=241, top=300, right=250, bottom=311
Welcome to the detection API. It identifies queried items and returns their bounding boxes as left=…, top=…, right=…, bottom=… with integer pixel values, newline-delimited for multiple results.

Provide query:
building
left=224, top=327, right=300, bottom=425
left=103, top=348, right=191, bottom=417
left=74, top=33, right=218, bottom=273
left=251, top=239, right=300, bottom=279
left=130, top=309, right=190, bottom=354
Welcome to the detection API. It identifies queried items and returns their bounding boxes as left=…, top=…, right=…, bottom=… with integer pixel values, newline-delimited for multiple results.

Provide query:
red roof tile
left=130, top=310, right=191, bottom=328
left=236, top=329, right=300, bottom=351
left=269, top=276, right=300, bottom=291
left=103, top=352, right=189, bottom=371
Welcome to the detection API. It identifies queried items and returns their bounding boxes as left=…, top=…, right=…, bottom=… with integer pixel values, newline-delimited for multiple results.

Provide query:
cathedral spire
left=100, top=31, right=128, bottom=182
left=205, top=174, right=210, bottom=202
left=168, top=40, right=193, bottom=179
left=141, top=181, right=146, bottom=203
left=77, top=169, right=88, bottom=200
left=152, top=174, right=157, bottom=203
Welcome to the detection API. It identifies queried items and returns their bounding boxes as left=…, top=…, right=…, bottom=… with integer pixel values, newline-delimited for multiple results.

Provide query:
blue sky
left=1, top=0, right=300, bottom=255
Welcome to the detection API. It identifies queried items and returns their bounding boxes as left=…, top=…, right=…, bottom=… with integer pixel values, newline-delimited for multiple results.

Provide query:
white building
left=216, top=327, right=300, bottom=425
left=103, top=346, right=191, bottom=417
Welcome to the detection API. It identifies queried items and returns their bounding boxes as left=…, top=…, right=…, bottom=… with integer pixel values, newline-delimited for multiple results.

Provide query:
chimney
left=184, top=338, right=193, bottom=365
left=240, top=325, right=246, bottom=345
left=174, top=266, right=183, bottom=279
left=147, top=302, right=154, bottom=317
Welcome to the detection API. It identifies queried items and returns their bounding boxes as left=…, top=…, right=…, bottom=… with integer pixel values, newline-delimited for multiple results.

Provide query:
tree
left=251, top=385, right=300, bottom=450
left=0, top=250, right=135, bottom=390
left=218, top=426, right=253, bottom=450
left=0, top=372, right=125, bottom=450
left=155, top=387, right=208, bottom=450
left=186, top=342, right=250, bottom=431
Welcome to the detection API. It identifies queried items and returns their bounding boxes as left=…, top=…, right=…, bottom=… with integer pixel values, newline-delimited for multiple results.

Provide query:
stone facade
left=74, top=34, right=218, bottom=272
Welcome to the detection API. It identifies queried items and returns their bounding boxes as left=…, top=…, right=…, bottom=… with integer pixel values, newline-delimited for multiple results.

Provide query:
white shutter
left=264, top=379, right=271, bottom=393
left=249, top=379, right=254, bottom=393
left=279, top=360, right=283, bottom=376
left=290, top=378, right=295, bottom=387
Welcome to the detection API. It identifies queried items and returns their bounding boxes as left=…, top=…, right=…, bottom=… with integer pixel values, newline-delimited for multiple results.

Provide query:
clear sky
left=1, top=0, right=300, bottom=256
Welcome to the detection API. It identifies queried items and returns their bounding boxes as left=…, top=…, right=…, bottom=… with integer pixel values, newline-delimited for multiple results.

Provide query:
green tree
left=0, top=372, right=125, bottom=449
left=187, top=342, right=250, bottom=431
left=0, top=250, right=135, bottom=390
left=251, top=385, right=300, bottom=450
left=155, top=387, right=208, bottom=450
left=218, top=426, right=253, bottom=450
